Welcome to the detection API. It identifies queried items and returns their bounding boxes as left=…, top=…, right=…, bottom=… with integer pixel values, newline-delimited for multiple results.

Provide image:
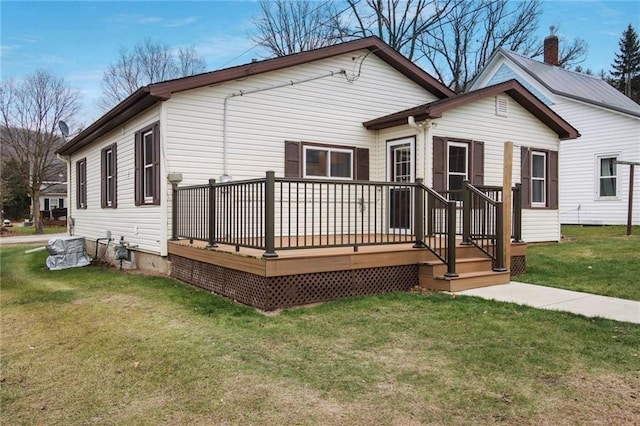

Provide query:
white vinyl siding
left=69, top=106, right=163, bottom=255
left=162, top=51, right=438, bottom=187
left=378, top=94, right=562, bottom=242
left=472, top=56, right=640, bottom=226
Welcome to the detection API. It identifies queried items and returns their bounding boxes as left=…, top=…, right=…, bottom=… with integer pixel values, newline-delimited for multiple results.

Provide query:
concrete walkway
left=457, top=282, right=640, bottom=324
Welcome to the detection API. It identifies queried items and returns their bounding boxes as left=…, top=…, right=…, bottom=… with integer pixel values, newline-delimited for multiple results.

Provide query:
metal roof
left=498, top=48, right=640, bottom=118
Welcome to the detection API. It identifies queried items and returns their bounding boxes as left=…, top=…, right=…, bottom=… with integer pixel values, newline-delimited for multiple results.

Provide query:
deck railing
left=172, top=171, right=459, bottom=276
left=440, top=183, right=522, bottom=242
left=461, top=181, right=506, bottom=271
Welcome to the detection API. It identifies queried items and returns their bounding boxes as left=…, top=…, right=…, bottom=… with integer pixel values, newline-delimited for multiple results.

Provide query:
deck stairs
left=418, top=243, right=511, bottom=292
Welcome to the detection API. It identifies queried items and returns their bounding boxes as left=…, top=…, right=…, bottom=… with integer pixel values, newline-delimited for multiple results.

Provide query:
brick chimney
left=544, top=26, right=559, bottom=66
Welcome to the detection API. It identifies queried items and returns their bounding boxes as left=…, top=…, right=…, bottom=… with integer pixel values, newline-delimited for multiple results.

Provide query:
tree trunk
left=32, top=188, right=44, bottom=234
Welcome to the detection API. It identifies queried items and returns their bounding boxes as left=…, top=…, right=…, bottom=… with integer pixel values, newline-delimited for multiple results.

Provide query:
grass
left=3, top=225, right=67, bottom=236
left=518, top=225, right=640, bottom=301
left=1, top=244, right=639, bottom=425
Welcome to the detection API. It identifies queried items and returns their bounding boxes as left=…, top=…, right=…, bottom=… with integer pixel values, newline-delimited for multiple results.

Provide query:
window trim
left=134, top=122, right=160, bottom=206
left=76, top=158, right=87, bottom=210
left=101, top=143, right=117, bottom=208
left=302, top=143, right=354, bottom=180
left=596, top=154, right=618, bottom=200
left=531, top=150, right=547, bottom=207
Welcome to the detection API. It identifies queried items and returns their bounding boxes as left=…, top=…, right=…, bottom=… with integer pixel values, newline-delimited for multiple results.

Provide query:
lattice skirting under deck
left=169, top=254, right=418, bottom=311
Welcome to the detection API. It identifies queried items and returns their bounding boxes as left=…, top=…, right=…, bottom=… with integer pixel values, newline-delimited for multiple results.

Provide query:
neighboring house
left=56, top=37, right=577, bottom=308
left=38, top=182, right=67, bottom=221
left=469, top=31, right=640, bottom=226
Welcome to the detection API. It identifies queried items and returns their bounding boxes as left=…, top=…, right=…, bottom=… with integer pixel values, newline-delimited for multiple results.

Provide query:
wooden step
left=419, top=257, right=492, bottom=276
left=419, top=270, right=511, bottom=292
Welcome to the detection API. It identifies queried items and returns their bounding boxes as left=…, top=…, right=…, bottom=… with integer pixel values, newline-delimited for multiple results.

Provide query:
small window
left=598, top=157, right=617, bottom=198
left=531, top=151, right=546, bottom=206
left=303, top=145, right=353, bottom=179
left=76, top=158, right=87, bottom=209
left=101, top=143, right=117, bottom=208
left=135, top=122, right=160, bottom=206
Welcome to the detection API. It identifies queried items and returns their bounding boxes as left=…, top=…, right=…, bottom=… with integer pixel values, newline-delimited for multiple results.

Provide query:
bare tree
left=346, top=0, right=454, bottom=61
left=0, top=70, right=81, bottom=233
left=100, top=38, right=207, bottom=110
left=419, top=0, right=542, bottom=92
left=250, top=0, right=352, bottom=57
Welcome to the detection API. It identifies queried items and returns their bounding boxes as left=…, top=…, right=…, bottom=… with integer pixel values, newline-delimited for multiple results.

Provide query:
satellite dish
left=58, top=120, right=69, bottom=137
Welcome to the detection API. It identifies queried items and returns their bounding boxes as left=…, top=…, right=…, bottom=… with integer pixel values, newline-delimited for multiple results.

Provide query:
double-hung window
left=598, top=156, right=617, bottom=198
left=303, top=145, right=353, bottom=179
left=76, top=158, right=87, bottom=209
left=134, top=122, right=160, bottom=206
left=531, top=151, right=547, bottom=206
left=101, top=143, right=117, bottom=208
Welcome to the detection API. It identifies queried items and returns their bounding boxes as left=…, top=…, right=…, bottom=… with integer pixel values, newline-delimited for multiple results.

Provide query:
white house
left=56, top=37, right=577, bottom=276
left=469, top=31, right=640, bottom=226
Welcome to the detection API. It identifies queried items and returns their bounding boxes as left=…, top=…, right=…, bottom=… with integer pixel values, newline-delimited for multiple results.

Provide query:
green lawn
left=517, top=225, right=640, bottom=301
left=4, top=225, right=67, bottom=236
left=1, top=245, right=639, bottom=425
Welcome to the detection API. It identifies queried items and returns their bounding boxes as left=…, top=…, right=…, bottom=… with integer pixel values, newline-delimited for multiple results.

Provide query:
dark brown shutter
left=432, top=137, right=446, bottom=192
left=44, top=198, right=49, bottom=211
left=152, top=123, right=160, bottom=205
left=356, top=148, right=369, bottom=181
left=76, top=160, right=83, bottom=209
left=59, top=198, right=64, bottom=208
left=548, top=150, right=558, bottom=209
left=472, top=140, right=484, bottom=185
left=112, top=144, right=118, bottom=208
left=134, top=131, right=142, bottom=206
left=521, top=147, right=531, bottom=208
left=284, top=141, right=301, bottom=177
left=101, top=148, right=106, bottom=208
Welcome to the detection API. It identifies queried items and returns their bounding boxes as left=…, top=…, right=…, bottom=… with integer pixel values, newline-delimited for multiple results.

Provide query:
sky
left=1, top=0, right=639, bottom=128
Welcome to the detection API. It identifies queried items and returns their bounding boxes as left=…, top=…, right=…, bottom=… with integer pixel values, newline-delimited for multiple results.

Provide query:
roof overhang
left=57, top=37, right=455, bottom=156
left=363, top=79, right=581, bottom=140
left=57, top=88, right=167, bottom=156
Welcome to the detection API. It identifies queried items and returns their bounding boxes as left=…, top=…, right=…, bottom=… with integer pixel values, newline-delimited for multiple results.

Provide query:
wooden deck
left=167, top=237, right=526, bottom=310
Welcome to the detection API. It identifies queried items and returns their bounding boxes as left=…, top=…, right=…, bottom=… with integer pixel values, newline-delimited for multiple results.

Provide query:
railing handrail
left=466, top=183, right=499, bottom=206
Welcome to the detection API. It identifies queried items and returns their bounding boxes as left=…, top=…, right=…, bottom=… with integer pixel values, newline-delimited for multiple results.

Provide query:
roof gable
left=58, top=37, right=454, bottom=156
left=363, top=79, right=580, bottom=140
left=478, top=48, right=640, bottom=118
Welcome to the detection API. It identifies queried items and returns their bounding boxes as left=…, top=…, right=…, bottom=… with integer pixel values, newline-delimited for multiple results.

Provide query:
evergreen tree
left=610, top=24, right=640, bottom=102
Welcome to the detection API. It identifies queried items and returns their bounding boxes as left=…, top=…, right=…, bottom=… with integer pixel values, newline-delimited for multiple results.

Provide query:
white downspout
left=408, top=116, right=431, bottom=183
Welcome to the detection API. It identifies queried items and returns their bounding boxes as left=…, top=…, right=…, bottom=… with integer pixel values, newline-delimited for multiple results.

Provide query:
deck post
left=413, top=179, right=426, bottom=248
left=461, top=180, right=472, bottom=245
left=171, top=183, right=179, bottom=241
left=513, top=183, right=523, bottom=242
left=494, top=201, right=507, bottom=272
left=445, top=200, right=458, bottom=277
left=263, top=171, right=278, bottom=258
left=206, top=179, right=218, bottom=248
